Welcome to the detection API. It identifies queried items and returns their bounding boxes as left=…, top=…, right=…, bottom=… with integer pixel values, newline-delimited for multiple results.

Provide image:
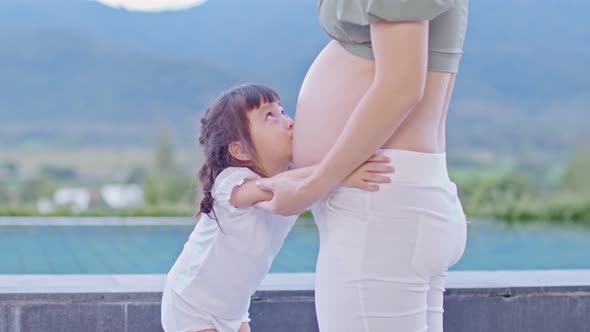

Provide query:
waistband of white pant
left=375, top=149, right=450, bottom=185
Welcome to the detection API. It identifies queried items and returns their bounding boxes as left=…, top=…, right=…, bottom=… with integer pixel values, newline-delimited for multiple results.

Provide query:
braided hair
left=196, top=84, right=280, bottom=224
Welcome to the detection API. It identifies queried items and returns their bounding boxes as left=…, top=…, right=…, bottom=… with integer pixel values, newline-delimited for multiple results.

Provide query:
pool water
left=0, top=219, right=589, bottom=274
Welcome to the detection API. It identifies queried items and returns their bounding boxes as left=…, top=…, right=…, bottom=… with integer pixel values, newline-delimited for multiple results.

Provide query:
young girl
left=161, top=84, right=393, bottom=332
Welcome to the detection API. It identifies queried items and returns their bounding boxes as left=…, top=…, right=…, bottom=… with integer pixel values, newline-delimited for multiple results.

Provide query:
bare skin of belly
left=293, top=40, right=457, bottom=168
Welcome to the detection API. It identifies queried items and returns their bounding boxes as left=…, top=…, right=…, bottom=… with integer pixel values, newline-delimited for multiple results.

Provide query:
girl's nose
left=286, top=119, right=294, bottom=130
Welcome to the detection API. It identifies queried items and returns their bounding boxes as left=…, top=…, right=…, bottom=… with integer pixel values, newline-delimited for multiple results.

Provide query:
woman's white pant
left=311, top=149, right=467, bottom=332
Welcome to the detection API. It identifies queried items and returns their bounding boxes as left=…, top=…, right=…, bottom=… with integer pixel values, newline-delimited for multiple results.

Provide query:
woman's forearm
left=280, top=165, right=316, bottom=178
left=310, top=84, right=420, bottom=190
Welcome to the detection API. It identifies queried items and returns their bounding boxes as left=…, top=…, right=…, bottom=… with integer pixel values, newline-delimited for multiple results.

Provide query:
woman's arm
left=282, top=165, right=316, bottom=178
left=255, top=20, right=429, bottom=215
left=232, top=155, right=393, bottom=208
left=308, top=20, right=428, bottom=190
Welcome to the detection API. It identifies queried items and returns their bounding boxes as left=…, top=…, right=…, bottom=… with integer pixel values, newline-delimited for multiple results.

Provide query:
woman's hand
left=254, top=154, right=393, bottom=215
left=343, top=154, right=394, bottom=191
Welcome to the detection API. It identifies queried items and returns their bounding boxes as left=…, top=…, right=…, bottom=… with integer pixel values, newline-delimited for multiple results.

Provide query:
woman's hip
left=311, top=149, right=467, bottom=277
left=317, top=149, right=466, bottom=224
left=313, top=202, right=466, bottom=277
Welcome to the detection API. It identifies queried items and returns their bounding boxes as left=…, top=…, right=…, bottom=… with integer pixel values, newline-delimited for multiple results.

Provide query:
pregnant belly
left=293, top=41, right=454, bottom=168
left=293, top=41, right=375, bottom=168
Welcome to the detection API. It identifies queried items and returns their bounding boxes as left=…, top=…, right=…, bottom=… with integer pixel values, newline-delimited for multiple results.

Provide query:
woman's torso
left=293, top=0, right=470, bottom=167
left=293, top=40, right=454, bottom=168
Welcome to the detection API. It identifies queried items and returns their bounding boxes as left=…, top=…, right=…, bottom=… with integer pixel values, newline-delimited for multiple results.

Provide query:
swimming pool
left=1, top=218, right=589, bottom=274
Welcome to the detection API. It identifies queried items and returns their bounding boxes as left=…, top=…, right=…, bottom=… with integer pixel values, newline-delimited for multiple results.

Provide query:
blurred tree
left=560, top=147, right=590, bottom=194
left=458, top=170, right=541, bottom=217
left=40, top=165, right=77, bottom=181
left=0, top=182, right=11, bottom=205
left=0, top=161, right=19, bottom=180
left=160, top=173, right=196, bottom=205
left=144, top=175, right=160, bottom=206
left=154, top=122, right=176, bottom=175
left=126, top=166, right=148, bottom=184
left=18, top=176, right=58, bottom=204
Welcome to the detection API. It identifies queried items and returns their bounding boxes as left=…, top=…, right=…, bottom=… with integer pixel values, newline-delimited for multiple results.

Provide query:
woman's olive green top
left=318, top=0, right=469, bottom=73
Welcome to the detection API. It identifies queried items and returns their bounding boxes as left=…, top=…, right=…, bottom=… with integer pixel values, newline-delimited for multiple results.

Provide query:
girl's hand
left=343, top=154, right=394, bottom=191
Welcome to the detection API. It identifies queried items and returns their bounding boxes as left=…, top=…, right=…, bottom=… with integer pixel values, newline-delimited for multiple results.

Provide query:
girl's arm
left=230, top=154, right=393, bottom=208
left=229, top=178, right=273, bottom=209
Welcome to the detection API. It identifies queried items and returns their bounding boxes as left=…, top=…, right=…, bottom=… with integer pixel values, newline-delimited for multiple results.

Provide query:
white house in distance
left=53, top=187, right=91, bottom=212
left=36, top=184, right=144, bottom=213
left=100, top=184, right=144, bottom=209
left=36, top=197, right=56, bottom=214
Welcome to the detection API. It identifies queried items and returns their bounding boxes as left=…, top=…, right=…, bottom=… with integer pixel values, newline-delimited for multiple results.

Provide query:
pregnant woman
left=256, top=1, right=469, bottom=331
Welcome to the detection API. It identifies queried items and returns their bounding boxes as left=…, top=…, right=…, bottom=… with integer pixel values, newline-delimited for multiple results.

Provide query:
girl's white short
left=161, top=285, right=250, bottom=332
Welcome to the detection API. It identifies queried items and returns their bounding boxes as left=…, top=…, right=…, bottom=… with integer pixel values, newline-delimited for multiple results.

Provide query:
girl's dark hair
left=196, top=84, right=280, bottom=223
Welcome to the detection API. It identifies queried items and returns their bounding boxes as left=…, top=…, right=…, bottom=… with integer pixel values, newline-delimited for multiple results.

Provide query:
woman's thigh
left=313, top=185, right=466, bottom=331
left=314, top=203, right=429, bottom=331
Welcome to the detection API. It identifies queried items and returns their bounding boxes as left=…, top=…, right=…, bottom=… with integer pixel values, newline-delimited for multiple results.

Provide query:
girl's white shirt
left=166, top=167, right=298, bottom=319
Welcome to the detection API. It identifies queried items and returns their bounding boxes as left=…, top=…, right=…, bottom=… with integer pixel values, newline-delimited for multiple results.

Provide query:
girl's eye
left=281, top=110, right=288, bottom=116
left=266, top=112, right=276, bottom=119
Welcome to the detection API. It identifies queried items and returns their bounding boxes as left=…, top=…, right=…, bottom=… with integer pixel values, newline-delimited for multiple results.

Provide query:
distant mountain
left=0, top=28, right=243, bottom=122
left=0, top=0, right=588, bottom=155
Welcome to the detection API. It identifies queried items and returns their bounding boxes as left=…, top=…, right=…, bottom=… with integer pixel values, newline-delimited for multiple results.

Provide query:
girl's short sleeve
left=336, top=0, right=454, bottom=25
left=212, top=167, right=260, bottom=214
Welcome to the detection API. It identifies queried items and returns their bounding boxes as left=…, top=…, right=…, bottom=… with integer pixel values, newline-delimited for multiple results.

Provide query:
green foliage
left=459, top=171, right=539, bottom=218
left=154, top=123, right=177, bottom=175
left=0, top=205, right=195, bottom=217
left=559, top=147, right=590, bottom=194
left=17, top=176, right=58, bottom=204
left=143, top=173, right=196, bottom=207
left=0, top=184, right=11, bottom=204
left=40, top=165, right=77, bottom=181
left=0, top=161, right=18, bottom=179
left=144, top=125, right=197, bottom=209
left=126, top=166, right=148, bottom=184
left=2, top=141, right=589, bottom=224
left=144, top=175, right=160, bottom=206
left=455, top=154, right=590, bottom=224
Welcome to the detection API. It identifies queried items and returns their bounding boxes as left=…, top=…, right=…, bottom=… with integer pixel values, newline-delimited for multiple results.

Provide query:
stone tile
left=20, top=303, right=125, bottom=332
left=250, top=296, right=318, bottom=332
left=0, top=305, right=18, bottom=332
left=127, top=303, right=164, bottom=332
left=0, top=271, right=588, bottom=332
left=445, top=292, right=590, bottom=332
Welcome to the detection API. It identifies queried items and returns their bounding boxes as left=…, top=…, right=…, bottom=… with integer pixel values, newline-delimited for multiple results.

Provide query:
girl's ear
left=228, top=141, right=252, bottom=162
